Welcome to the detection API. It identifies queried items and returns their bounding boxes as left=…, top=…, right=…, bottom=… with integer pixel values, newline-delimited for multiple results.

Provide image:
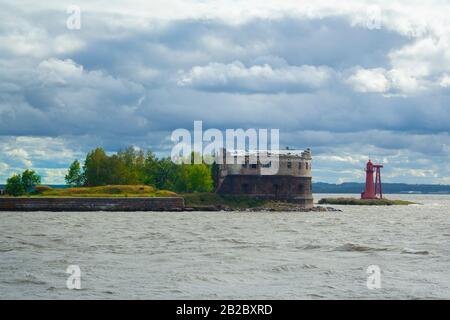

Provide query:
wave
left=3, top=274, right=47, bottom=285
left=17, top=240, right=45, bottom=249
left=297, top=244, right=321, bottom=250
left=271, top=263, right=318, bottom=273
left=220, top=238, right=249, bottom=245
left=271, top=264, right=301, bottom=273
left=401, top=248, right=430, bottom=255
left=334, top=243, right=390, bottom=252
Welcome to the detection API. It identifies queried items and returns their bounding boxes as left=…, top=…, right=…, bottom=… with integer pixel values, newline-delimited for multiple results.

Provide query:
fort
left=216, top=148, right=314, bottom=208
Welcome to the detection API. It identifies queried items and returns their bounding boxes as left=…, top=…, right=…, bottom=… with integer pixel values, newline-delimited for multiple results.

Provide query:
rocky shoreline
left=0, top=196, right=342, bottom=212
left=184, top=204, right=341, bottom=212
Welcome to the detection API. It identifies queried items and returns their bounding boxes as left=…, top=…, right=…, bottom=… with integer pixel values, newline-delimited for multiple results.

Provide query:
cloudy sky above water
left=1, top=0, right=450, bottom=184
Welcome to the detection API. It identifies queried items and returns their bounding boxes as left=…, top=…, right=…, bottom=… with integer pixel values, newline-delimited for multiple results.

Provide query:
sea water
left=1, top=194, right=449, bottom=299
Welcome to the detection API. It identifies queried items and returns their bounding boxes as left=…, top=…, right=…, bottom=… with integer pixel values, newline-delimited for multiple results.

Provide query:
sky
left=0, top=0, right=450, bottom=184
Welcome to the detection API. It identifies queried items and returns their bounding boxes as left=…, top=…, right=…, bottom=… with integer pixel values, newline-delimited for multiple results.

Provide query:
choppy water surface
left=1, top=194, right=449, bottom=299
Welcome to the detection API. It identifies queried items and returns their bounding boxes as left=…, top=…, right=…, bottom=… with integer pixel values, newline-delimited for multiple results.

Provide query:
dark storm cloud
left=65, top=17, right=407, bottom=79
left=0, top=1, right=449, bottom=183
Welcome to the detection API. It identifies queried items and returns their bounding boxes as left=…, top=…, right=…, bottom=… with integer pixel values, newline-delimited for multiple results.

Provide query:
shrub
left=5, top=174, right=25, bottom=196
left=34, top=185, right=53, bottom=194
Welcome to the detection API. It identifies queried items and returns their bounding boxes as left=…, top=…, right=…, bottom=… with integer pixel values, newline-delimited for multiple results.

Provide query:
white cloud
left=0, top=136, right=86, bottom=183
left=40, top=168, right=67, bottom=184
left=387, top=69, right=420, bottom=93
left=0, top=162, right=9, bottom=172
left=385, top=168, right=438, bottom=179
left=37, top=58, right=83, bottom=84
left=347, top=67, right=422, bottom=94
left=439, top=74, right=450, bottom=88
left=389, top=38, right=450, bottom=77
left=0, top=13, right=84, bottom=59
left=4, top=148, right=32, bottom=167
left=346, top=68, right=390, bottom=93
left=53, top=35, right=85, bottom=54
left=177, top=61, right=333, bottom=92
left=0, top=137, right=82, bottom=165
left=315, top=155, right=367, bottom=165
left=5, top=148, right=29, bottom=159
left=9, top=0, right=450, bottom=34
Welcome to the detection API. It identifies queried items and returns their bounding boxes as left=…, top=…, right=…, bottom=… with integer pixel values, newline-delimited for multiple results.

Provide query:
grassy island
left=23, top=185, right=178, bottom=198
left=318, top=197, right=417, bottom=205
left=1, top=188, right=332, bottom=212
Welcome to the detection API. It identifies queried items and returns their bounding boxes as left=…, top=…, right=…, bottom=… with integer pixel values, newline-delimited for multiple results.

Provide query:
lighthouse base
left=361, top=192, right=381, bottom=200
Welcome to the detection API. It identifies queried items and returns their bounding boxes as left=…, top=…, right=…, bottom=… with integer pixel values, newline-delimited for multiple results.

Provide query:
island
left=0, top=185, right=338, bottom=212
left=318, top=197, right=417, bottom=206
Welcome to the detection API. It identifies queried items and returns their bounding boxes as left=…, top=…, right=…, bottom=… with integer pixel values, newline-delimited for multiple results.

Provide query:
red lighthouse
left=361, top=160, right=383, bottom=199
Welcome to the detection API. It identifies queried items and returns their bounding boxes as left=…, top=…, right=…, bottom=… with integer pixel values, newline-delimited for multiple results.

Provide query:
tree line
left=2, top=146, right=217, bottom=196
left=65, top=146, right=215, bottom=193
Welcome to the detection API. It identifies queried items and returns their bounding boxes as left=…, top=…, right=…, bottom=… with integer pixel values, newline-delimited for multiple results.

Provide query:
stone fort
left=216, top=148, right=313, bottom=208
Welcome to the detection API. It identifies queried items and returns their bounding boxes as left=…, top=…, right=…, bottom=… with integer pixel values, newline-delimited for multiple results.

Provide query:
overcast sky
left=1, top=0, right=449, bottom=184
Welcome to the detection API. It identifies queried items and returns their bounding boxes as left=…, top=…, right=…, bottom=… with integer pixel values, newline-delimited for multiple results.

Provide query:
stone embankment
left=0, top=197, right=341, bottom=212
left=184, top=204, right=341, bottom=212
left=0, top=197, right=185, bottom=211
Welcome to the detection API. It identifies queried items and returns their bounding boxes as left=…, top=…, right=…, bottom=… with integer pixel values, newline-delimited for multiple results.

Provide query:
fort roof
left=221, top=148, right=311, bottom=158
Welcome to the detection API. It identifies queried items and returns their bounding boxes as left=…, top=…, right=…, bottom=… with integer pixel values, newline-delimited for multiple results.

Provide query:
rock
left=325, top=206, right=342, bottom=212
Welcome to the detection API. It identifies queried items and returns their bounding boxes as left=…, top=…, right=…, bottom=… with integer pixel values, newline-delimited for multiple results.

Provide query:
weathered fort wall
left=0, top=197, right=185, bottom=211
left=217, top=175, right=314, bottom=208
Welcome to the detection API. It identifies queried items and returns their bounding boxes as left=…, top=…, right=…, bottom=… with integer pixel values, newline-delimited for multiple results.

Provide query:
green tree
left=21, top=169, right=41, bottom=192
left=143, top=150, right=159, bottom=186
left=116, top=146, right=145, bottom=184
left=155, top=157, right=180, bottom=190
left=83, top=148, right=110, bottom=186
left=173, top=164, right=189, bottom=192
left=108, top=154, right=132, bottom=185
left=75, top=146, right=214, bottom=193
left=185, top=163, right=214, bottom=192
left=5, top=174, right=25, bottom=196
left=65, top=160, right=84, bottom=187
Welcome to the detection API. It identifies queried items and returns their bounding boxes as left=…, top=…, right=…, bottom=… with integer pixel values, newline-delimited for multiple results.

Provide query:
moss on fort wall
left=182, top=192, right=268, bottom=210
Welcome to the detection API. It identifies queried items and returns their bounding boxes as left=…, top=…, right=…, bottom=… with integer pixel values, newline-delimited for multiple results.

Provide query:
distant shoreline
left=2, top=182, right=450, bottom=194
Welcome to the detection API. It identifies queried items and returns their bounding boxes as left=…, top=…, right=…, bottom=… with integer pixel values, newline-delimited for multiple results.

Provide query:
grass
left=1, top=187, right=267, bottom=209
left=3, top=187, right=265, bottom=208
left=182, top=192, right=268, bottom=209
left=318, top=197, right=417, bottom=205
left=25, top=185, right=178, bottom=198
